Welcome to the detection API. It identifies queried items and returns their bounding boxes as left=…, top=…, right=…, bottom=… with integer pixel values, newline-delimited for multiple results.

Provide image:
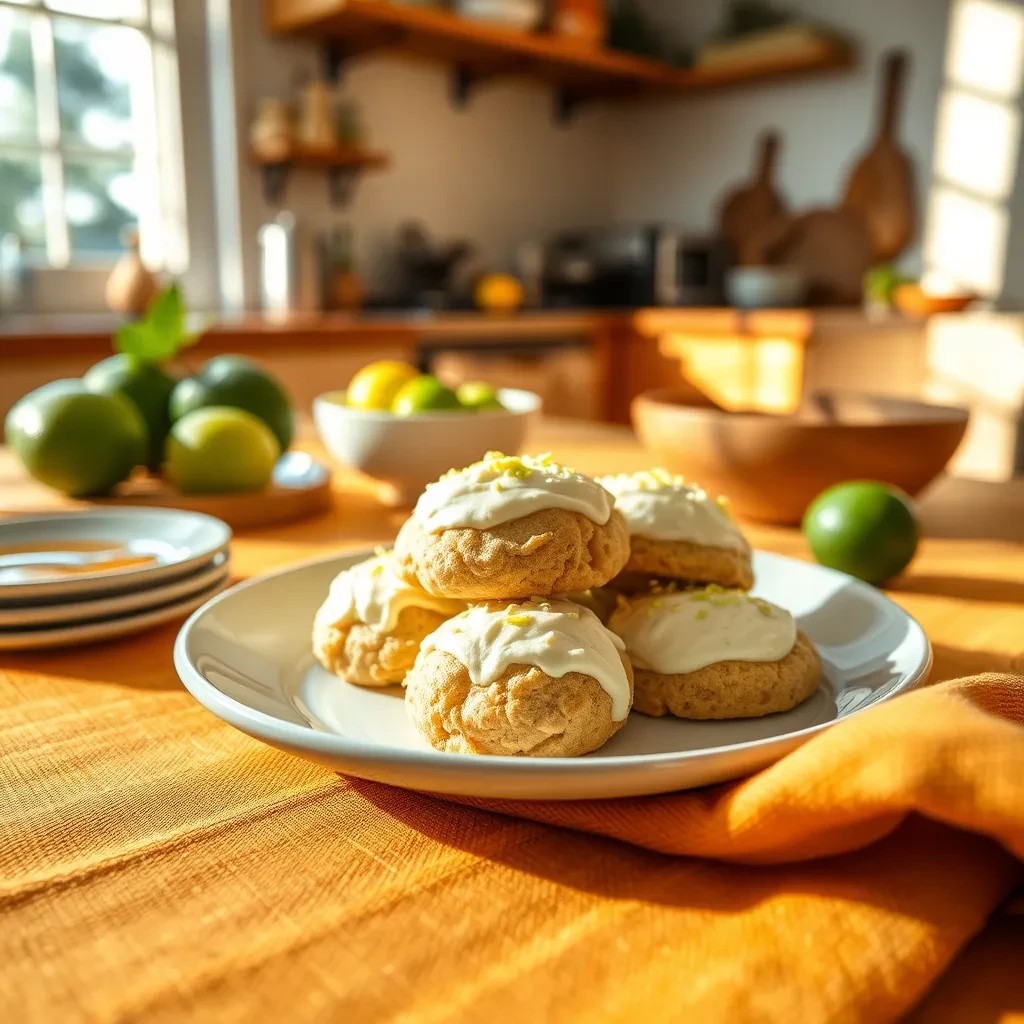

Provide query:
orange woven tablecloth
left=3, top=429, right=1024, bottom=1023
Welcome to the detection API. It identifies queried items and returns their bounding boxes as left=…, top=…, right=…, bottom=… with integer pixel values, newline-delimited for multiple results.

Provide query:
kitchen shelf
left=264, top=0, right=854, bottom=122
left=250, top=143, right=390, bottom=205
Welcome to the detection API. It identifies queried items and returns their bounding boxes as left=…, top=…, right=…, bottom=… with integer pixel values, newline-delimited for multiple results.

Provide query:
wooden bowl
left=893, top=283, right=976, bottom=317
left=632, top=390, right=969, bottom=524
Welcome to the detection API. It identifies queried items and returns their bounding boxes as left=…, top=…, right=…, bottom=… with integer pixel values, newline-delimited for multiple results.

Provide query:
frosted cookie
left=312, top=550, right=465, bottom=686
left=405, top=598, right=634, bottom=756
left=394, top=452, right=630, bottom=600
left=609, top=585, right=820, bottom=719
left=597, top=470, right=753, bottom=591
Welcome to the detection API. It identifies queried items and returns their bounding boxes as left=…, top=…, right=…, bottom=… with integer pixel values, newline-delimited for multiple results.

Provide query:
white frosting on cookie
left=314, top=551, right=464, bottom=633
left=413, top=451, right=613, bottom=533
left=423, top=598, right=631, bottom=721
left=597, top=469, right=746, bottom=550
left=609, top=587, right=796, bottom=674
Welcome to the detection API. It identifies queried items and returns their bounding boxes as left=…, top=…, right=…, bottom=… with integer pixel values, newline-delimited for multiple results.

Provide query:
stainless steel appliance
left=532, top=226, right=731, bottom=308
left=258, top=212, right=320, bottom=315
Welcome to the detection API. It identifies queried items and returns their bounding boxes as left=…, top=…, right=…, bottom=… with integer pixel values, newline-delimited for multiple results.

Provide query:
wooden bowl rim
left=633, top=389, right=970, bottom=428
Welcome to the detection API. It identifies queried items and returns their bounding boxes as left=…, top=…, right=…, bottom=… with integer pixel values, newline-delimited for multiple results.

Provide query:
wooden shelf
left=250, top=143, right=390, bottom=205
left=264, top=0, right=854, bottom=119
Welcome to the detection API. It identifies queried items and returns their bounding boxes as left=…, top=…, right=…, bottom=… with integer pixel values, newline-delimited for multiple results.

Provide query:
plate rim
left=0, top=553, right=231, bottom=629
left=0, top=507, right=232, bottom=599
left=174, top=549, right=933, bottom=774
left=0, top=575, right=229, bottom=651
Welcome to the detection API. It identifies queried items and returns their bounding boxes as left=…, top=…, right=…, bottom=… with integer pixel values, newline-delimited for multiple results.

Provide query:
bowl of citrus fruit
left=313, top=360, right=540, bottom=505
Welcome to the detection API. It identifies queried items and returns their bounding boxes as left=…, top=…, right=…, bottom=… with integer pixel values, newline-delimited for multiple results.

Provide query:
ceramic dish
left=313, top=387, right=540, bottom=507
left=175, top=549, right=931, bottom=801
left=91, top=452, right=332, bottom=530
left=0, top=508, right=231, bottom=604
left=0, top=553, right=230, bottom=629
left=0, top=577, right=228, bottom=652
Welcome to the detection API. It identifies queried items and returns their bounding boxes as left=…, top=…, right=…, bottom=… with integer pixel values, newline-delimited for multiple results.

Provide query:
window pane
left=45, top=1, right=147, bottom=22
left=0, top=9, right=37, bottom=143
left=0, top=153, right=47, bottom=254
left=64, top=156, right=136, bottom=255
left=54, top=18, right=145, bottom=152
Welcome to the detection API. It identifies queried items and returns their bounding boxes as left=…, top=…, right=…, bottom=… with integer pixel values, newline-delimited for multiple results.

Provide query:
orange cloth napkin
left=436, top=672, right=1024, bottom=1021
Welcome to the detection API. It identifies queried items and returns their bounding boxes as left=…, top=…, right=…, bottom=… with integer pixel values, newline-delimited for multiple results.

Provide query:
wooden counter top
left=0, top=307, right=843, bottom=358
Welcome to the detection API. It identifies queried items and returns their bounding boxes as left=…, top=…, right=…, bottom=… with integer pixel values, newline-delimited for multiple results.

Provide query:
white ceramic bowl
left=725, top=265, right=809, bottom=309
left=313, top=387, right=541, bottom=505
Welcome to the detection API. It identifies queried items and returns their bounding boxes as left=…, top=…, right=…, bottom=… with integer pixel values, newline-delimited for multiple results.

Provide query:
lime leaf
left=111, top=283, right=194, bottom=364
left=113, top=322, right=169, bottom=362
left=149, top=283, right=185, bottom=348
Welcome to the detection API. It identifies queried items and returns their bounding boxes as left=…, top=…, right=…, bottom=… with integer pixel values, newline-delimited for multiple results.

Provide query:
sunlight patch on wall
left=934, top=91, right=1020, bottom=200
left=923, top=0, right=1024, bottom=299
left=925, top=186, right=1009, bottom=297
left=946, top=0, right=1024, bottom=98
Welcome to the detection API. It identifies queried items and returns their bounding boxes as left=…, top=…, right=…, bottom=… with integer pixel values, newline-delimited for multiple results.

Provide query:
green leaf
left=114, top=322, right=165, bottom=362
left=149, top=283, right=185, bottom=347
left=111, top=283, right=194, bottom=364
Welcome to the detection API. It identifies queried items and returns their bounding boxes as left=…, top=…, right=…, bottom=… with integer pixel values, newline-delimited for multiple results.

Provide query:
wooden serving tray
left=1, top=452, right=333, bottom=531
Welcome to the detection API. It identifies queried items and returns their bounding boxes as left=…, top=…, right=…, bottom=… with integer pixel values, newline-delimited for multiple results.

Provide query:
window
left=0, top=0, right=186, bottom=272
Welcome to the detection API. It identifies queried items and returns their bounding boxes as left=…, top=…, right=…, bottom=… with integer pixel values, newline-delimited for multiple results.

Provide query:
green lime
left=456, top=381, right=506, bottom=412
left=391, top=375, right=462, bottom=416
left=802, top=481, right=919, bottom=584
left=165, top=406, right=280, bottom=495
left=5, top=379, right=147, bottom=496
left=346, top=360, right=419, bottom=411
left=170, top=355, right=294, bottom=451
left=83, top=354, right=177, bottom=470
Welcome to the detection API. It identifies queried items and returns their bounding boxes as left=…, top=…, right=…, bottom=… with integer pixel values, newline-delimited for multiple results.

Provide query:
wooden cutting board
left=718, top=131, right=787, bottom=264
left=842, top=49, right=916, bottom=261
left=763, top=207, right=874, bottom=305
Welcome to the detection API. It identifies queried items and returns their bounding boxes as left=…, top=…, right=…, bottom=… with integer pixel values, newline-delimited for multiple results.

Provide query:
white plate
left=0, top=508, right=231, bottom=603
left=174, top=550, right=931, bottom=800
left=0, top=577, right=229, bottom=651
left=0, top=553, right=230, bottom=628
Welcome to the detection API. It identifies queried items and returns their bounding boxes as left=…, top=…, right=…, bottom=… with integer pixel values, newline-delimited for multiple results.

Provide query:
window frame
left=0, top=0, right=196, bottom=308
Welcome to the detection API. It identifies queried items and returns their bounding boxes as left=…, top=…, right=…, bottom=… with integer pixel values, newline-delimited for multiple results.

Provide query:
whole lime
left=165, top=406, right=280, bottom=495
left=802, top=481, right=919, bottom=584
left=456, top=381, right=506, bottom=412
left=5, top=379, right=147, bottom=496
left=170, top=355, right=294, bottom=451
left=391, top=375, right=462, bottom=416
left=346, top=360, right=419, bottom=411
left=84, top=354, right=177, bottom=469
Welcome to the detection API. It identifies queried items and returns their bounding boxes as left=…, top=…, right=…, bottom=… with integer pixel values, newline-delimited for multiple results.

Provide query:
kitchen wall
left=219, top=0, right=1024, bottom=309
left=605, top=0, right=953, bottom=278
left=228, top=12, right=616, bottom=305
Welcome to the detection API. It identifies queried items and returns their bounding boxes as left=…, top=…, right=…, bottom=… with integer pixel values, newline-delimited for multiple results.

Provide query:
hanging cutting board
left=842, top=49, right=916, bottom=261
left=768, top=207, right=873, bottom=305
left=718, top=131, right=786, bottom=264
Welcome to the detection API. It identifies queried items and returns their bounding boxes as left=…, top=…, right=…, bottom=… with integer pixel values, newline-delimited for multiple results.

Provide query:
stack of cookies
left=312, top=455, right=820, bottom=758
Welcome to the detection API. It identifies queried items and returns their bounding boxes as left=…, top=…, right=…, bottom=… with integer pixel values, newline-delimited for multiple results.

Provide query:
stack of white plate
left=0, top=508, right=231, bottom=651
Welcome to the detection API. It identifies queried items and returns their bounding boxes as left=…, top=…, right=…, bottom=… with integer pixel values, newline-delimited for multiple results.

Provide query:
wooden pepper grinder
left=105, top=227, right=158, bottom=317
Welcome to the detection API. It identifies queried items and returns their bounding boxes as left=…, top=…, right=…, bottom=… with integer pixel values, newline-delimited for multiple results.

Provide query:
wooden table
left=2, top=419, right=1023, bottom=1021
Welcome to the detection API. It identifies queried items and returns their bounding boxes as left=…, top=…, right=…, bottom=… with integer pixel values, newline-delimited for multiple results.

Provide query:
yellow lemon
left=346, top=360, right=419, bottom=411
left=475, top=274, right=524, bottom=314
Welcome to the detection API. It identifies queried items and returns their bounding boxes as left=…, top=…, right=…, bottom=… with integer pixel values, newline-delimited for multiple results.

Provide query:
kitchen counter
left=0, top=307, right=929, bottom=426
left=0, top=307, right=857, bottom=353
